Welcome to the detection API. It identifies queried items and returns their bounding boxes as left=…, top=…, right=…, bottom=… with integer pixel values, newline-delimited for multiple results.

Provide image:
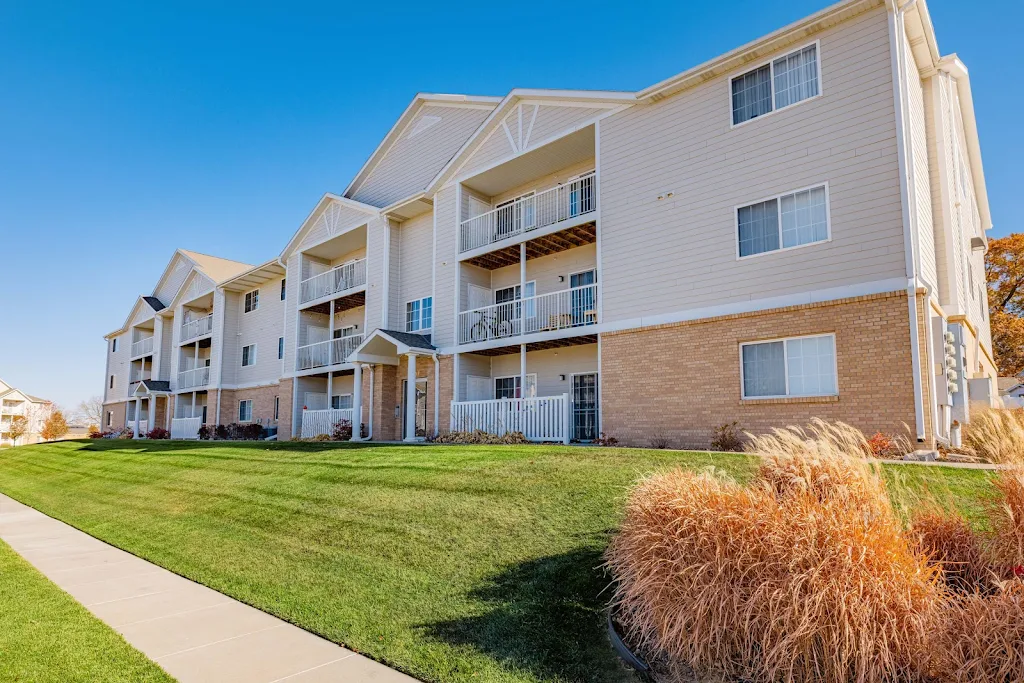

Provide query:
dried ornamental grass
left=932, top=581, right=1024, bottom=683
left=429, top=430, right=529, bottom=445
left=911, top=511, right=992, bottom=594
left=605, top=468, right=944, bottom=683
left=962, top=408, right=1024, bottom=465
left=986, top=469, right=1024, bottom=577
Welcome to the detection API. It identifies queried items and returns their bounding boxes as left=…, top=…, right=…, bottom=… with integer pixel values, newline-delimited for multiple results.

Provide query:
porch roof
left=132, top=380, right=172, bottom=396
left=349, top=329, right=436, bottom=365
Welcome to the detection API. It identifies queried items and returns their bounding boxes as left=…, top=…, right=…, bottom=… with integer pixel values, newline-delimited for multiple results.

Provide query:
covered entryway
left=130, top=380, right=172, bottom=439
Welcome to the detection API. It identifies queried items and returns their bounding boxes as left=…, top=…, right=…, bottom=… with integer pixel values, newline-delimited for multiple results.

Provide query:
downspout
left=890, top=0, right=927, bottom=442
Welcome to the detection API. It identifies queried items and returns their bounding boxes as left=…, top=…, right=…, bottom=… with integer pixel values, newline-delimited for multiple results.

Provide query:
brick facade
left=277, top=378, right=294, bottom=440
left=600, top=290, right=928, bottom=450
left=216, top=383, right=282, bottom=429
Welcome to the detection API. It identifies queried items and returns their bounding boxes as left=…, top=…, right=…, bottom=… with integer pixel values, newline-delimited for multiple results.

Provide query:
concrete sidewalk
left=0, top=493, right=416, bottom=682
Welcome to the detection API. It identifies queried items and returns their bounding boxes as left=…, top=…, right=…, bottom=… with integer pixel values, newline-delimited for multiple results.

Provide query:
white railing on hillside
left=450, top=394, right=570, bottom=444
left=459, top=172, right=595, bottom=253
left=458, top=284, right=597, bottom=344
left=296, top=334, right=363, bottom=371
left=300, top=408, right=359, bottom=439
left=181, top=314, right=213, bottom=342
left=131, top=336, right=154, bottom=358
left=178, top=366, right=210, bottom=389
left=171, top=416, right=202, bottom=440
left=300, top=258, right=367, bottom=304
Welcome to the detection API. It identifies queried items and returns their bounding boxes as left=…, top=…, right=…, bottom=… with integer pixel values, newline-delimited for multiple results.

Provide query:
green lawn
left=0, top=538, right=173, bottom=683
left=0, top=440, right=1001, bottom=683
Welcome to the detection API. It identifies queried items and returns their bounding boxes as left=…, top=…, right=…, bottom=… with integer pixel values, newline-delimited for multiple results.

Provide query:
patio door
left=572, top=373, right=599, bottom=442
left=569, top=270, right=596, bottom=326
left=401, top=378, right=428, bottom=439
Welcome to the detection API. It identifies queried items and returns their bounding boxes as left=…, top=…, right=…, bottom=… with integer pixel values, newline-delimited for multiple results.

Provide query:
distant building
left=0, top=378, right=52, bottom=446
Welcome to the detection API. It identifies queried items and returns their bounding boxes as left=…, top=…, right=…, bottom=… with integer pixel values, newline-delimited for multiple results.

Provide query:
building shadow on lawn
left=422, top=540, right=635, bottom=683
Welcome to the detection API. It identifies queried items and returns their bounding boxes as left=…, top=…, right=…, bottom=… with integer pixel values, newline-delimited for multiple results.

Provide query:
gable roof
left=343, top=93, right=501, bottom=208
left=133, top=379, right=171, bottom=395
left=279, top=193, right=380, bottom=262
left=177, top=250, right=254, bottom=285
left=220, top=258, right=287, bottom=293
left=105, top=295, right=165, bottom=339
left=143, top=296, right=166, bottom=312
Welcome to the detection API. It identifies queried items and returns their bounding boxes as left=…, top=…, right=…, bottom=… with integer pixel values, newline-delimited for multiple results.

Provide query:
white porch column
left=164, top=396, right=170, bottom=431
left=191, top=391, right=197, bottom=419
left=351, top=362, right=363, bottom=441
left=404, top=353, right=418, bottom=441
left=132, top=397, right=141, bottom=439
left=520, top=344, right=527, bottom=398
left=327, top=302, right=335, bottom=405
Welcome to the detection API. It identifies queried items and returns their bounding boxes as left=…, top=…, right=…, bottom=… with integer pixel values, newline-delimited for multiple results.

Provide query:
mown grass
left=0, top=440, right=1000, bottom=683
left=0, top=538, right=173, bottom=683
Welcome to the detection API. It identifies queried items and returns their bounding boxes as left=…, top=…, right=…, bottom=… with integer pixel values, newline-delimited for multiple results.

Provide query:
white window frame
left=244, top=289, right=260, bottom=314
left=278, top=337, right=284, bottom=360
left=738, top=333, right=839, bottom=400
left=406, top=296, right=433, bottom=333
left=280, top=279, right=286, bottom=301
left=493, top=374, right=538, bottom=399
left=331, top=393, right=353, bottom=410
left=106, top=411, right=113, bottom=427
left=729, top=40, right=823, bottom=129
left=238, top=399, right=253, bottom=423
left=734, top=182, right=832, bottom=260
left=111, top=338, right=118, bottom=352
left=109, top=375, right=115, bottom=389
left=241, top=344, right=257, bottom=367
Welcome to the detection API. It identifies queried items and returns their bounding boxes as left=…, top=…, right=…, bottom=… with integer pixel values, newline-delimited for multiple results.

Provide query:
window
left=280, top=279, right=286, bottom=301
left=494, top=283, right=537, bottom=319
left=278, top=337, right=284, bottom=360
left=331, top=394, right=353, bottom=410
left=406, top=297, right=433, bottom=332
left=732, top=43, right=819, bottom=125
left=109, top=375, right=115, bottom=389
left=274, top=396, right=280, bottom=421
left=238, top=400, right=253, bottom=422
left=106, top=411, right=112, bottom=428
left=111, top=338, right=118, bottom=352
left=241, top=344, right=257, bottom=367
left=738, top=184, right=829, bottom=257
left=494, top=375, right=537, bottom=399
left=244, top=289, right=260, bottom=313
left=741, top=334, right=837, bottom=399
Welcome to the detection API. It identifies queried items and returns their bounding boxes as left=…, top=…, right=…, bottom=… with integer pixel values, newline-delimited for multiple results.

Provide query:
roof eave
left=279, top=193, right=380, bottom=263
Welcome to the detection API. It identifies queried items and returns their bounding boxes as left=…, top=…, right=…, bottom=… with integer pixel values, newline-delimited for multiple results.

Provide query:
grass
left=0, top=538, right=173, bottom=682
left=0, top=440, right=1002, bottom=683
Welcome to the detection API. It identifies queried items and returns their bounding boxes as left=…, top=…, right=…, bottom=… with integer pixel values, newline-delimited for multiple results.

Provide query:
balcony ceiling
left=221, top=262, right=286, bottom=293
left=304, top=224, right=367, bottom=262
left=468, top=335, right=599, bottom=357
left=463, top=126, right=595, bottom=198
left=303, top=290, right=366, bottom=316
left=464, top=222, right=596, bottom=270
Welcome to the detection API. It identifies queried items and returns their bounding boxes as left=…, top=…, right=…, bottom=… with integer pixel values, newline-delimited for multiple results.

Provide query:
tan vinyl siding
left=457, top=353, right=491, bottom=401
left=158, top=317, right=173, bottom=381
left=598, top=7, right=904, bottom=324
left=489, top=159, right=596, bottom=207
left=397, top=211, right=434, bottom=331
left=522, top=105, right=609, bottom=152
left=105, top=332, right=130, bottom=403
left=904, top=29, right=936, bottom=291
left=154, top=255, right=191, bottom=305
left=363, top=216, right=388, bottom=335
left=489, top=244, right=596, bottom=297
left=432, top=187, right=459, bottom=346
left=488, top=343, right=597, bottom=399
left=459, top=127, right=516, bottom=180
left=300, top=204, right=371, bottom=252
left=283, top=253, right=301, bottom=373
left=926, top=75, right=953, bottom=305
left=226, top=276, right=286, bottom=387
left=351, top=105, right=492, bottom=208
left=387, top=220, right=402, bottom=330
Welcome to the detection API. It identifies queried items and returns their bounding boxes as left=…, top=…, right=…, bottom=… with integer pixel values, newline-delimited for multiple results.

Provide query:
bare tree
left=77, top=396, right=104, bottom=429
left=7, top=415, right=28, bottom=446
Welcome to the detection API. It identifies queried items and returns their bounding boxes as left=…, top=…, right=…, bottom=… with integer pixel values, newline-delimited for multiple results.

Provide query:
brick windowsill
left=739, top=395, right=840, bottom=406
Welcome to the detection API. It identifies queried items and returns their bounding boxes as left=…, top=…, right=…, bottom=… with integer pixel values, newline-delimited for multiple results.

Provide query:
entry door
left=401, top=378, right=428, bottom=439
left=572, top=373, right=599, bottom=442
left=569, top=270, right=597, bottom=326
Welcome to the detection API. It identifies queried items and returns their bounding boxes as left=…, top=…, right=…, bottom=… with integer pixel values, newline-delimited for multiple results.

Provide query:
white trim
left=493, top=281, right=537, bottom=305
left=243, top=288, right=260, bottom=314
left=738, top=333, right=839, bottom=400
left=404, top=296, right=434, bottom=333
left=729, top=39, right=823, bottom=129
left=493, top=373, right=538, bottom=399
left=241, top=343, right=257, bottom=367
left=734, top=181, right=832, bottom=260
left=238, top=399, right=253, bottom=423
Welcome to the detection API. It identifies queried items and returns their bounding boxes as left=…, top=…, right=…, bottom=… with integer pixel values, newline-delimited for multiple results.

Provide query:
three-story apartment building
left=102, top=0, right=996, bottom=451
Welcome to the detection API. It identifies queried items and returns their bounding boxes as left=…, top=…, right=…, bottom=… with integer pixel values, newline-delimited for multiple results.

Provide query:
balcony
left=460, top=173, right=595, bottom=254
left=178, top=366, right=210, bottom=390
left=131, top=336, right=154, bottom=358
left=181, top=314, right=213, bottom=343
left=296, top=334, right=363, bottom=371
left=300, top=259, right=367, bottom=305
left=458, top=284, right=597, bottom=345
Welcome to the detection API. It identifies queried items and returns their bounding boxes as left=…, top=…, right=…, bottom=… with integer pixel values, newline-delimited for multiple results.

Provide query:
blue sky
left=0, top=0, right=1019, bottom=412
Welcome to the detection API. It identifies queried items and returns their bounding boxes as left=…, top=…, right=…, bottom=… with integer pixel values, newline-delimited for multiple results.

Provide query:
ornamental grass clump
left=605, top=457, right=944, bottom=682
left=962, top=407, right=1024, bottom=465
left=911, top=510, right=992, bottom=594
left=932, top=581, right=1024, bottom=683
left=986, top=469, right=1024, bottom=578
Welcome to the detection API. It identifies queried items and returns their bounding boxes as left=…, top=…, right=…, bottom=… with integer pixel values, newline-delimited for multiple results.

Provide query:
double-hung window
left=731, top=43, right=820, bottom=126
left=331, top=394, right=353, bottom=410
left=494, top=374, right=537, bottom=399
left=241, top=344, right=257, bottom=367
left=278, top=337, right=284, bottom=360
left=406, top=297, right=433, bottom=332
left=244, top=289, right=260, bottom=313
left=741, top=334, right=837, bottom=399
left=737, top=184, right=829, bottom=257
left=280, top=279, right=286, bottom=300
left=238, top=400, right=253, bottom=422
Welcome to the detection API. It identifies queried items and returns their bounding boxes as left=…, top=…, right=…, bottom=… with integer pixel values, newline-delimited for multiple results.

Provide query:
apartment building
left=102, top=0, right=995, bottom=450
left=0, top=378, right=51, bottom=446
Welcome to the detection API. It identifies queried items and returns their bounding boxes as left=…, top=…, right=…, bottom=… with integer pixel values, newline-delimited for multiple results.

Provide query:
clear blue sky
left=0, top=0, right=1019, bottom=412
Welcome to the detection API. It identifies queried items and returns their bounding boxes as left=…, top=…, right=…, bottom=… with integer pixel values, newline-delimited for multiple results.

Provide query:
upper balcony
left=458, top=284, right=597, bottom=345
left=296, top=334, right=364, bottom=372
left=131, top=336, right=155, bottom=358
left=299, top=258, right=367, bottom=306
left=181, top=314, right=213, bottom=343
left=130, top=319, right=156, bottom=360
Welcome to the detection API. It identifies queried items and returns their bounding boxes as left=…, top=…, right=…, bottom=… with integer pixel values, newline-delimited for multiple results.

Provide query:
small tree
left=40, top=410, right=69, bottom=442
left=7, top=415, right=28, bottom=446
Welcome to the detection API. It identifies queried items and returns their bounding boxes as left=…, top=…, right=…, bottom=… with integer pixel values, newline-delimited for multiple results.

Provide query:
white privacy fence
left=132, top=420, right=148, bottom=436
left=171, top=416, right=202, bottom=439
left=450, top=394, right=570, bottom=443
left=131, top=336, right=154, bottom=357
left=458, top=284, right=597, bottom=344
left=296, top=334, right=363, bottom=371
left=459, top=172, right=595, bottom=253
left=299, top=258, right=367, bottom=304
left=300, top=408, right=359, bottom=438
left=178, top=366, right=211, bottom=389
left=181, top=314, right=213, bottom=342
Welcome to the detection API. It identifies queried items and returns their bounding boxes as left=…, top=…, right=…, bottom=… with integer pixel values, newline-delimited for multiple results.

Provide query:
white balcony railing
left=178, top=366, right=210, bottom=390
left=181, top=314, right=213, bottom=342
left=450, top=394, right=570, bottom=444
left=300, top=408, right=360, bottom=439
left=296, top=334, right=363, bottom=371
left=459, top=172, right=596, bottom=253
left=300, top=258, right=367, bottom=305
left=131, top=336, right=155, bottom=358
left=171, top=416, right=203, bottom=440
left=458, top=284, right=597, bottom=344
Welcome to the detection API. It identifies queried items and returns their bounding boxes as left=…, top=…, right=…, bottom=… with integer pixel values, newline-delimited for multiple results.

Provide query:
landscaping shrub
left=214, top=424, right=228, bottom=440
left=592, top=432, right=618, bottom=446
left=116, top=427, right=134, bottom=439
left=605, top=465, right=942, bottom=683
left=311, top=433, right=331, bottom=442
left=932, top=581, right=1024, bottom=683
left=146, top=427, right=170, bottom=440
left=88, top=430, right=107, bottom=439
left=429, top=430, right=529, bottom=445
left=962, top=408, right=1024, bottom=464
left=331, top=420, right=352, bottom=441
left=197, top=425, right=212, bottom=440
left=709, top=421, right=743, bottom=452
left=647, top=435, right=668, bottom=449
left=867, top=430, right=911, bottom=459
left=986, top=469, right=1024, bottom=579
left=911, top=510, right=992, bottom=594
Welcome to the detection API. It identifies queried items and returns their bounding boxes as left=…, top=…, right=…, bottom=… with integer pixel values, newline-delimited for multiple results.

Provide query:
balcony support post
left=520, top=243, right=527, bottom=335
left=404, top=353, right=418, bottom=442
left=133, top=397, right=141, bottom=439
left=520, top=344, right=527, bottom=399
left=351, top=362, right=363, bottom=441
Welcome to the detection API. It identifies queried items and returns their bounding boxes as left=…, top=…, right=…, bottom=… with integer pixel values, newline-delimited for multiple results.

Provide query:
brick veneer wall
left=277, top=378, right=294, bottom=440
left=600, top=290, right=929, bottom=450
left=217, top=384, right=281, bottom=429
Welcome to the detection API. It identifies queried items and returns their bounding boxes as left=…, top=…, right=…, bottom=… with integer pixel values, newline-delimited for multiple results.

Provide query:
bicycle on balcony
left=468, top=311, right=516, bottom=342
